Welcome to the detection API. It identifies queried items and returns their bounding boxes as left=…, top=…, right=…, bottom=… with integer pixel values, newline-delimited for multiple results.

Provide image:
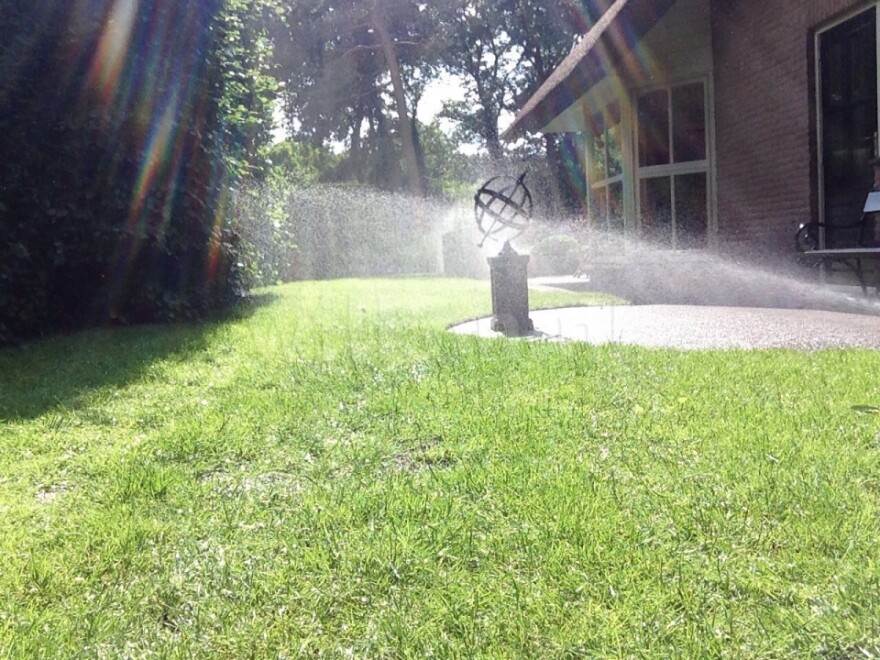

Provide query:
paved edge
left=448, top=305, right=880, bottom=351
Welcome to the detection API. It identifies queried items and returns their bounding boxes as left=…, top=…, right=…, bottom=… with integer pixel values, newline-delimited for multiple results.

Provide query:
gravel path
left=449, top=305, right=880, bottom=350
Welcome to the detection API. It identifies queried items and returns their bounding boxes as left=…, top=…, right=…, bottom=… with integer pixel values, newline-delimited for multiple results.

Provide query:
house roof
left=502, top=0, right=677, bottom=140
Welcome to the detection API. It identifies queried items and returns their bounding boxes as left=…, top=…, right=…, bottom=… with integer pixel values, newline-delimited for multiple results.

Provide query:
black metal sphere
left=474, top=172, right=533, bottom=247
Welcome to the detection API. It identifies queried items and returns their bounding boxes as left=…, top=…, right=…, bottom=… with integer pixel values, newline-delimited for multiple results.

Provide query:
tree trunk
left=411, top=115, right=428, bottom=189
left=350, top=106, right=363, bottom=182
left=371, top=0, right=424, bottom=197
left=484, top=118, right=503, bottom=161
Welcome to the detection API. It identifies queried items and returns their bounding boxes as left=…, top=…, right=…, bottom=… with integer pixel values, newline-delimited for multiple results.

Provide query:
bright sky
left=418, top=72, right=518, bottom=154
left=417, top=71, right=466, bottom=124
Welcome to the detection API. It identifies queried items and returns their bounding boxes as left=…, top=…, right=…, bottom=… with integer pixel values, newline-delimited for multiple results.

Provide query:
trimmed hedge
left=232, top=180, right=444, bottom=286
left=0, top=1, right=240, bottom=345
left=531, top=234, right=582, bottom=276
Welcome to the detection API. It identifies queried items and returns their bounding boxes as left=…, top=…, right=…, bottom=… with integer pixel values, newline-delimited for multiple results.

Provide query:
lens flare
left=205, top=186, right=231, bottom=287
left=88, top=0, right=138, bottom=105
left=591, top=3, right=666, bottom=92
left=131, top=97, right=178, bottom=222
left=81, top=0, right=228, bottom=313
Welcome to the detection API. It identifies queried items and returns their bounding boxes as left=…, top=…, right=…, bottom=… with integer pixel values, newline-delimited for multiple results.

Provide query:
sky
left=419, top=73, right=519, bottom=154
left=417, top=72, right=466, bottom=125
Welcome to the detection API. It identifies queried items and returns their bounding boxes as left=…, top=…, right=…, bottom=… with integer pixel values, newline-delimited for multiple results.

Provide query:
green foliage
left=265, top=141, right=341, bottom=184
left=0, top=0, right=285, bottom=345
left=231, top=180, right=447, bottom=286
left=215, top=0, right=283, bottom=178
left=531, top=234, right=582, bottom=275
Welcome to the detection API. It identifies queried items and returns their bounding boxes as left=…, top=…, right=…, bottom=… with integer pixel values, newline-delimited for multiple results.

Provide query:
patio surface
left=448, top=305, right=880, bottom=350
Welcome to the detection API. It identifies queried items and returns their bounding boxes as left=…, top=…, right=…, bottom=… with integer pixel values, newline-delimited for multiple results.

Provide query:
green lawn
left=1, top=278, right=879, bottom=657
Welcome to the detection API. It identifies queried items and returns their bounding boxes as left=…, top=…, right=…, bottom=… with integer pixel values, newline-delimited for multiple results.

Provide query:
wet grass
left=1, top=277, right=879, bottom=656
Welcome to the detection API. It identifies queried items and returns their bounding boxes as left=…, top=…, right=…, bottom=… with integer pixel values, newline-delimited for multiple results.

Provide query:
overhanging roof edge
left=503, top=0, right=677, bottom=141
left=502, top=0, right=631, bottom=141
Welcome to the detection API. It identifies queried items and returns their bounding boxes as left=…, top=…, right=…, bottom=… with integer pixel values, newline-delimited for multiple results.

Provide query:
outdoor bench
left=796, top=209, right=880, bottom=295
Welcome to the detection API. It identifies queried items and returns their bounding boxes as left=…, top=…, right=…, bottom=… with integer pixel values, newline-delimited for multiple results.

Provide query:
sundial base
left=488, top=242, right=534, bottom=337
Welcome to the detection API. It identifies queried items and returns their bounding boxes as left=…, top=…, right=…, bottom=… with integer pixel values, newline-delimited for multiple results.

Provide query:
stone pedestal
left=488, top=242, right=534, bottom=337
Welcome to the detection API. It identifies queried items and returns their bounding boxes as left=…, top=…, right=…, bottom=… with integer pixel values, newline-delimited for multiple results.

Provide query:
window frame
left=634, top=77, right=713, bottom=249
left=583, top=102, right=626, bottom=233
left=814, top=2, right=880, bottom=247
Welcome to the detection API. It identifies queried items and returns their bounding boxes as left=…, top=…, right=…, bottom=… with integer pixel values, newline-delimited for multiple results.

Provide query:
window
left=636, top=82, right=709, bottom=249
left=584, top=102, right=625, bottom=234
left=818, top=7, right=877, bottom=238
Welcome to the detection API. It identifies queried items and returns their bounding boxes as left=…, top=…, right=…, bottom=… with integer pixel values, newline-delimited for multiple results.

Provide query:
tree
left=371, top=0, right=424, bottom=196
left=436, top=0, right=519, bottom=160
left=274, top=0, right=438, bottom=193
left=416, top=121, right=472, bottom=197
left=436, top=0, right=601, bottom=210
left=0, top=0, right=275, bottom=344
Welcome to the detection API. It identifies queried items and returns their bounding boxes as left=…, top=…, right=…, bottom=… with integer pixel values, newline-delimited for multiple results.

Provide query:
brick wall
left=711, top=0, right=860, bottom=262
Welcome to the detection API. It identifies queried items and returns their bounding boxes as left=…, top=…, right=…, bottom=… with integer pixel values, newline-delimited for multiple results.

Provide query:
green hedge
left=232, top=181, right=444, bottom=286
left=0, top=1, right=241, bottom=345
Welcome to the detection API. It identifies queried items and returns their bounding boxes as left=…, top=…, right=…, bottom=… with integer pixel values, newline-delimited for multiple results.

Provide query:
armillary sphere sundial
left=473, top=172, right=534, bottom=337
left=474, top=171, right=533, bottom=248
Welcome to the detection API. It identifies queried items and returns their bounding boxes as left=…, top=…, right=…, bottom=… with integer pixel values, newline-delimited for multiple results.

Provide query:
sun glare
left=88, top=0, right=138, bottom=104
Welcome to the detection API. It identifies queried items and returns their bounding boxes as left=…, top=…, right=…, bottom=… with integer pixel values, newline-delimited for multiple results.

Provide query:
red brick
left=711, top=0, right=859, bottom=260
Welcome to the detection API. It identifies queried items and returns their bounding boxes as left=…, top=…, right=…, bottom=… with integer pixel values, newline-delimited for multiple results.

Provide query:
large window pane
left=850, top=13, right=877, bottom=103
left=853, top=101, right=875, bottom=175
left=638, top=89, right=670, bottom=167
left=823, top=42, right=846, bottom=110
left=587, top=113, right=606, bottom=183
left=674, top=174, right=708, bottom=249
left=608, top=181, right=624, bottom=233
left=606, top=102, right=623, bottom=178
left=672, top=83, right=706, bottom=163
left=820, top=8, right=878, bottom=233
left=589, top=185, right=607, bottom=226
left=825, top=111, right=850, bottom=183
left=640, top=176, right=672, bottom=246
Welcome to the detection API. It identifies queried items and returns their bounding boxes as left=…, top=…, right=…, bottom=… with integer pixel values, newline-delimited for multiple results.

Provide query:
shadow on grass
left=207, top=291, right=278, bottom=322
left=852, top=404, right=880, bottom=415
left=0, top=293, right=278, bottom=421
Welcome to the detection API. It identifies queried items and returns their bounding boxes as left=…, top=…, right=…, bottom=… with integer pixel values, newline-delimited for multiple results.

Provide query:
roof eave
left=502, top=0, right=677, bottom=141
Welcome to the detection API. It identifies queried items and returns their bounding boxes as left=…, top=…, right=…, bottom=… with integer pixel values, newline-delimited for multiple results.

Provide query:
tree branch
left=342, top=41, right=423, bottom=59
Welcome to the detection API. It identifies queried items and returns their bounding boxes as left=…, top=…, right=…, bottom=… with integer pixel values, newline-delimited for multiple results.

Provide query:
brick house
left=505, top=0, right=878, bottom=262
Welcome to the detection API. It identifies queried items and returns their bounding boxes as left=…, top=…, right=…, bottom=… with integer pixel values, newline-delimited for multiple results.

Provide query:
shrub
left=232, top=180, right=445, bottom=286
left=531, top=234, right=582, bottom=276
left=0, top=0, right=241, bottom=346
